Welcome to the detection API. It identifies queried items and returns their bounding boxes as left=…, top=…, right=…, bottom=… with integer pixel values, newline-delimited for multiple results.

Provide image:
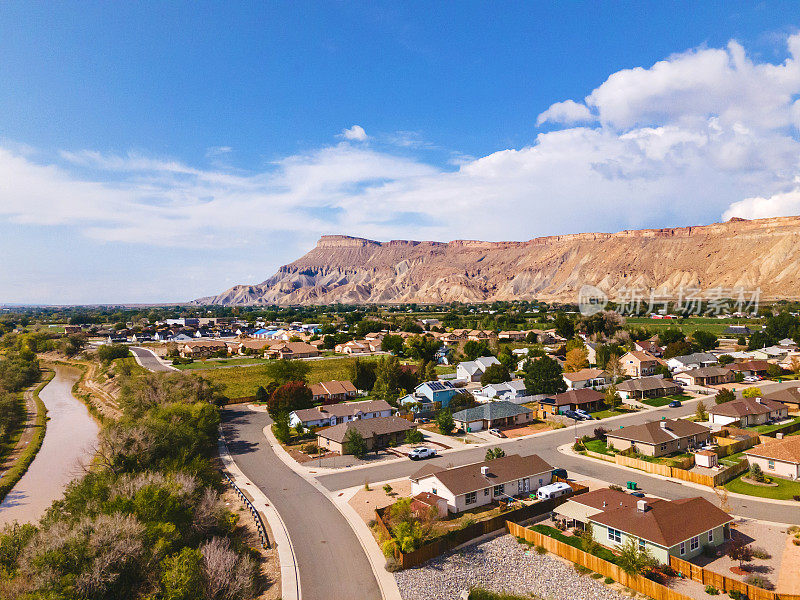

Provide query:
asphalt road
left=129, top=346, right=174, bottom=372
left=317, top=384, right=800, bottom=524
left=221, top=405, right=382, bottom=600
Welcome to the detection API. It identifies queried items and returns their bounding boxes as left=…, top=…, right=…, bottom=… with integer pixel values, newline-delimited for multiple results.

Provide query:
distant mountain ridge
left=193, top=216, right=800, bottom=305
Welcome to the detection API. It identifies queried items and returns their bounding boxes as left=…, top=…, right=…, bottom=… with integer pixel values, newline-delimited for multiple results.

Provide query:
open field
left=624, top=317, right=761, bottom=337
left=199, top=356, right=371, bottom=398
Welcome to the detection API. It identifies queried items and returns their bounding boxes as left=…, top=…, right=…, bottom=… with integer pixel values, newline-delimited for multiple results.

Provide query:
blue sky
left=2, top=2, right=800, bottom=303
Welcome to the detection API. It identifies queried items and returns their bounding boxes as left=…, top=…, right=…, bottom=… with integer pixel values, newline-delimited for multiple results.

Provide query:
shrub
left=574, top=564, right=591, bottom=575
left=592, top=572, right=603, bottom=579
left=300, top=442, right=319, bottom=455
left=744, top=574, right=772, bottom=589
left=405, top=428, right=424, bottom=444
left=609, top=484, right=624, bottom=492
left=728, top=591, right=743, bottom=600
left=751, top=546, right=771, bottom=559
left=383, top=484, right=393, bottom=495
left=604, top=577, right=614, bottom=584
left=535, top=545, right=547, bottom=555
left=704, top=585, right=719, bottom=595
left=662, top=565, right=677, bottom=577
left=749, top=463, right=767, bottom=483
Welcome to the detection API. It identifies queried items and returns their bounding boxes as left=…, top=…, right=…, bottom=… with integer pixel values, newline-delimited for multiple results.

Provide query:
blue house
left=400, top=381, right=460, bottom=412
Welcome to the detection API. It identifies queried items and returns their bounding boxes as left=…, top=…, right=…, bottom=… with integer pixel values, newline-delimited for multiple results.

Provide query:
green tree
left=767, top=363, right=783, bottom=378
left=267, top=381, right=313, bottom=415
left=617, top=537, right=656, bottom=576
left=96, top=344, right=130, bottom=362
left=715, top=388, right=735, bottom=405
left=161, top=547, right=203, bottom=600
left=405, top=335, right=441, bottom=363
left=480, top=363, right=511, bottom=385
left=523, top=356, right=566, bottom=395
left=272, top=410, right=291, bottom=444
left=743, top=387, right=763, bottom=398
left=463, top=340, right=492, bottom=361
left=266, top=358, right=311, bottom=385
left=485, top=447, right=505, bottom=460
left=381, top=334, right=405, bottom=355
left=423, top=360, right=438, bottom=383
left=718, top=354, right=734, bottom=365
left=350, top=358, right=377, bottom=391
left=343, top=427, right=368, bottom=458
left=436, top=409, right=455, bottom=435
left=254, top=385, right=269, bottom=404
left=695, top=399, right=708, bottom=421
left=692, top=330, right=719, bottom=351
left=553, top=312, right=575, bottom=339
left=373, top=355, right=402, bottom=401
left=448, top=392, right=476, bottom=414
left=604, top=385, right=622, bottom=409
left=658, top=328, right=686, bottom=346
left=663, top=340, right=697, bottom=359
left=405, top=429, right=424, bottom=444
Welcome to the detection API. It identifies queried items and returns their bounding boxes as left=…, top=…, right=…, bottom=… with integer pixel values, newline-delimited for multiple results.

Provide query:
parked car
left=488, top=428, right=506, bottom=438
left=408, top=447, right=437, bottom=460
left=630, top=491, right=645, bottom=498
left=563, top=410, right=583, bottom=420
left=552, top=468, right=568, bottom=479
left=743, top=376, right=762, bottom=383
left=675, top=380, right=688, bottom=386
left=575, top=409, right=594, bottom=420
left=668, top=400, right=682, bottom=408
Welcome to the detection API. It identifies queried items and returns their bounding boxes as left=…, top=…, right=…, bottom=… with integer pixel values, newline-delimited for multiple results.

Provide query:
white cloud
left=536, top=99, right=594, bottom=126
left=340, top=125, right=368, bottom=141
left=3, top=32, right=800, bottom=271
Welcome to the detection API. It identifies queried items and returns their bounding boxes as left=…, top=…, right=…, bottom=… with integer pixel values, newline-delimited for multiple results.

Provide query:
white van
left=536, top=481, right=572, bottom=500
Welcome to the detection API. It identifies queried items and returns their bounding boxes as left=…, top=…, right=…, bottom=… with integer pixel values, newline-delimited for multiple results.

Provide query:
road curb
left=218, top=434, right=301, bottom=600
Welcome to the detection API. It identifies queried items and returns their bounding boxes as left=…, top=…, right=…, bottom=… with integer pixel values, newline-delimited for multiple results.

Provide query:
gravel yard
left=394, top=534, right=630, bottom=600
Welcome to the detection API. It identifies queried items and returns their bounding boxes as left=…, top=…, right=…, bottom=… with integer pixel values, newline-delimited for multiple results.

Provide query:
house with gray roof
left=666, top=352, right=718, bottom=373
left=452, top=401, right=533, bottom=432
left=456, top=356, right=501, bottom=382
left=316, top=416, right=416, bottom=454
left=616, top=376, right=681, bottom=400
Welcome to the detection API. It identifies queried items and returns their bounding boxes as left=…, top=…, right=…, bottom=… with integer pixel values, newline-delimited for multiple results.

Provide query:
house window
left=639, top=538, right=646, bottom=549
left=690, top=536, right=699, bottom=551
left=484, top=488, right=489, bottom=496
left=432, top=488, right=437, bottom=495
left=768, top=460, right=775, bottom=470
left=680, top=541, right=686, bottom=555
left=465, top=492, right=477, bottom=505
left=708, top=530, right=713, bottom=543
left=493, top=484, right=505, bottom=497
left=608, top=528, right=621, bottom=544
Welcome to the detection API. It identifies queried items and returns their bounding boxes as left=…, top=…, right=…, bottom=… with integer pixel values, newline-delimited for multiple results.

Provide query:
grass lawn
left=173, top=357, right=273, bottom=370
left=199, top=356, right=371, bottom=398
left=624, top=317, right=761, bottom=337
left=528, top=524, right=619, bottom=564
left=583, top=439, right=614, bottom=455
left=592, top=407, right=635, bottom=419
left=747, top=416, right=800, bottom=434
left=724, top=472, right=800, bottom=500
left=640, top=393, right=691, bottom=407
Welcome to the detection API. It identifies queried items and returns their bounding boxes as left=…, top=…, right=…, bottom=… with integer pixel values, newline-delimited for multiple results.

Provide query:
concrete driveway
left=221, top=405, right=382, bottom=600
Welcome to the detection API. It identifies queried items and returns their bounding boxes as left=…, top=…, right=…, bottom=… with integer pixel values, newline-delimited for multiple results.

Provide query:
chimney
left=755, top=397, right=762, bottom=404
left=777, top=432, right=784, bottom=440
left=637, top=499, right=648, bottom=512
left=602, top=501, right=607, bottom=507
left=481, top=466, right=490, bottom=476
left=660, top=421, right=668, bottom=429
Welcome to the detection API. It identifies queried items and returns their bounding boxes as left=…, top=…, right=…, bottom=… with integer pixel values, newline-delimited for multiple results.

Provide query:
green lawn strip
left=468, top=588, right=532, bottom=600
left=200, top=356, right=374, bottom=398
left=591, top=408, right=634, bottom=419
left=528, top=524, right=619, bottom=564
left=724, top=473, right=800, bottom=500
left=640, top=393, right=691, bottom=408
left=0, top=392, right=27, bottom=467
left=0, top=370, right=53, bottom=504
left=583, top=439, right=614, bottom=455
left=747, top=416, right=800, bottom=435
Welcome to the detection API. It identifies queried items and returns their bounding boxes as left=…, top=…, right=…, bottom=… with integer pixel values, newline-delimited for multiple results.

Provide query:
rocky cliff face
left=193, top=216, right=800, bottom=305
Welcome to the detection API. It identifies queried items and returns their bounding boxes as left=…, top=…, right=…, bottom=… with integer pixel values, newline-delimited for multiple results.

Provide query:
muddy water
left=0, top=365, right=99, bottom=526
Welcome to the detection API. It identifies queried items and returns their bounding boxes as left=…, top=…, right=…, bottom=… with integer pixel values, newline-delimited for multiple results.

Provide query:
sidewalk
left=218, top=435, right=300, bottom=600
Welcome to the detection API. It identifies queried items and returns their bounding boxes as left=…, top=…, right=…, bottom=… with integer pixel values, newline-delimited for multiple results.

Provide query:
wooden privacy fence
left=593, top=451, right=748, bottom=487
left=379, top=480, right=588, bottom=569
left=507, top=522, right=692, bottom=600
left=670, top=555, right=800, bottom=600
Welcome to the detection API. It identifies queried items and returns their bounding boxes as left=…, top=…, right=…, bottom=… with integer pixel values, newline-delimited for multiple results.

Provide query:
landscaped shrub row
left=529, top=524, right=620, bottom=564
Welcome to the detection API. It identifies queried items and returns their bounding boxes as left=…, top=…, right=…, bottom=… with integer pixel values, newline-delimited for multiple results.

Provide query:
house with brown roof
left=309, top=380, right=358, bottom=404
left=762, top=386, right=800, bottom=412
left=745, top=435, right=800, bottom=480
left=634, top=339, right=664, bottom=357
left=266, top=341, right=319, bottom=359
left=538, top=388, right=605, bottom=419
left=620, top=351, right=661, bottom=377
left=673, top=366, right=734, bottom=387
left=410, top=453, right=554, bottom=513
left=615, top=376, right=681, bottom=400
left=179, top=339, right=227, bottom=358
left=605, top=418, right=711, bottom=457
left=562, top=368, right=610, bottom=390
left=316, top=416, right=416, bottom=454
left=556, top=489, right=732, bottom=564
left=289, top=399, right=392, bottom=429
left=708, top=397, right=788, bottom=427
left=726, top=360, right=771, bottom=378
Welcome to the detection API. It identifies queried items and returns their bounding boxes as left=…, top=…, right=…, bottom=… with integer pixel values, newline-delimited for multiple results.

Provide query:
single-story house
left=498, top=330, right=527, bottom=341
left=477, top=380, right=529, bottom=402
left=605, top=419, right=711, bottom=457
left=452, top=401, right=533, bottom=432
left=538, top=388, right=605, bottom=419
left=615, top=376, right=681, bottom=400
left=762, top=386, right=800, bottom=411
left=673, top=366, right=734, bottom=387
left=750, top=346, right=790, bottom=361
left=236, top=339, right=277, bottom=355
left=456, top=356, right=501, bottom=382
left=179, top=339, right=227, bottom=358
left=309, top=380, right=358, bottom=404
left=708, top=397, right=788, bottom=427
left=266, top=341, right=319, bottom=359
left=289, top=399, right=392, bottom=428
left=726, top=360, right=770, bottom=378
left=563, top=368, right=610, bottom=390
left=334, top=339, right=381, bottom=354
left=667, top=352, right=718, bottom=373
left=745, top=435, right=800, bottom=480
left=316, top=416, right=416, bottom=454
left=620, top=351, right=661, bottom=377
left=410, top=453, right=554, bottom=513
left=399, top=380, right=460, bottom=412
left=555, top=488, right=732, bottom=564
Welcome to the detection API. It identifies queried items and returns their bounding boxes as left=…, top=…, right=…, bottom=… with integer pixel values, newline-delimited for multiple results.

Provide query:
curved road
left=129, top=346, right=175, bottom=372
left=222, top=406, right=381, bottom=600
left=0, top=365, right=99, bottom=526
left=317, top=389, right=800, bottom=524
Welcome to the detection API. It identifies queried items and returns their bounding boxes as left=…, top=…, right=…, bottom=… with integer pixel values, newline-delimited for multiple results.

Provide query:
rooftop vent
left=637, top=499, right=648, bottom=512
left=481, top=466, right=490, bottom=476
left=660, top=421, right=668, bottom=429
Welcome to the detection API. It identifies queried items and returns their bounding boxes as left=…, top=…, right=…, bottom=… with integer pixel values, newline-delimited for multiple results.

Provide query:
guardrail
left=221, top=471, right=270, bottom=549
